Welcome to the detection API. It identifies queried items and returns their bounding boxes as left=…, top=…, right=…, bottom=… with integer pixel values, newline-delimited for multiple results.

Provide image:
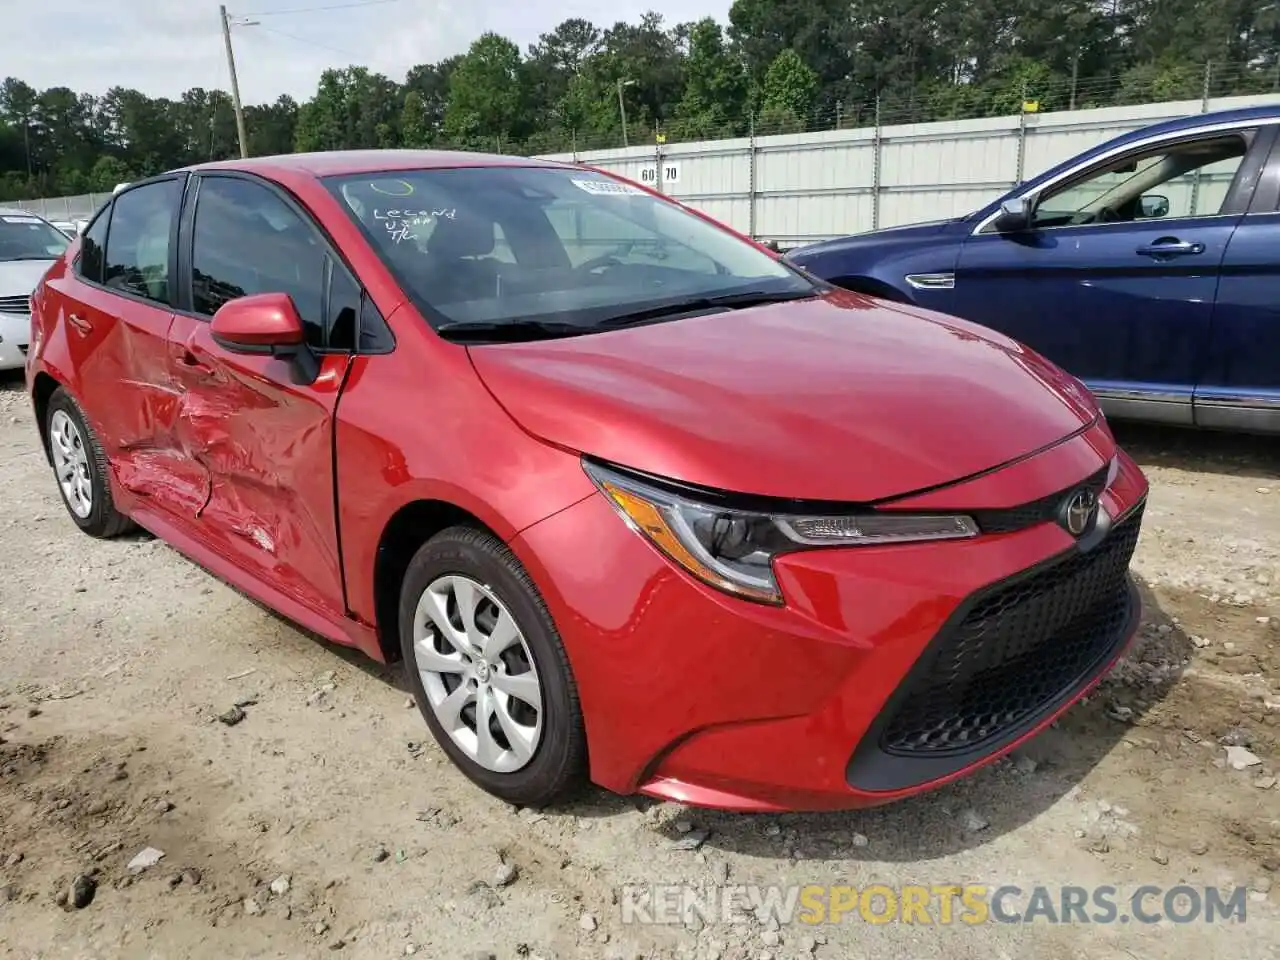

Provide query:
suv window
left=104, top=180, right=182, bottom=304
left=1031, top=134, right=1250, bottom=229
left=191, top=176, right=335, bottom=348
left=77, top=209, right=109, bottom=284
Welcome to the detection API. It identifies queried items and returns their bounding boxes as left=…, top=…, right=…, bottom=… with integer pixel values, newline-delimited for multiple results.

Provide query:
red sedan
left=26, top=151, right=1148, bottom=812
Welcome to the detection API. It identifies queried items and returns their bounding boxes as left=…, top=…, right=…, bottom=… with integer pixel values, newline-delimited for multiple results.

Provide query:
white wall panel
left=529, top=93, right=1280, bottom=245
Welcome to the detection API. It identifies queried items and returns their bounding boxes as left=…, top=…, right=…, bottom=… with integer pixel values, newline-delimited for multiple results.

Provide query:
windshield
left=325, top=166, right=816, bottom=335
left=0, top=213, right=70, bottom=261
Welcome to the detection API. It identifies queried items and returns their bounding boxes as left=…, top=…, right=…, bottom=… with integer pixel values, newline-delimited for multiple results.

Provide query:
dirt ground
left=0, top=372, right=1277, bottom=960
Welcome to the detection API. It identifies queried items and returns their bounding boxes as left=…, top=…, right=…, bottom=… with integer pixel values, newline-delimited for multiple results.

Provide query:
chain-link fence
left=542, top=91, right=1279, bottom=247
left=12, top=192, right=110, bottom=224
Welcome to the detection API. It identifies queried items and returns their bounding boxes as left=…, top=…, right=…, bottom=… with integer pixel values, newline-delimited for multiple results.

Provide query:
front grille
left=0, top=294, right=31, bottom=315
left=969, top=463, right=1110, bottom=535
left=878, top=502, right=1144, bottom=758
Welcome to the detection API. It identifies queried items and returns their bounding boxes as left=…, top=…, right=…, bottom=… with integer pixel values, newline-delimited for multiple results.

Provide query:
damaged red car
left=26, top=152, right=1149, bottom=812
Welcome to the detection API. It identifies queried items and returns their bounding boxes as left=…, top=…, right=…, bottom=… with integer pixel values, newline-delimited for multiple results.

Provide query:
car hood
left=0, top=259, right=55, bottom=298
left=468, top=291, right=1101, bottom=502
left=789, top=219, right=956, bottom=260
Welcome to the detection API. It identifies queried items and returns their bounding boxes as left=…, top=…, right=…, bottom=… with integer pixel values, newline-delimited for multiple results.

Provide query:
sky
left=10, top=0, right=731, bottom=105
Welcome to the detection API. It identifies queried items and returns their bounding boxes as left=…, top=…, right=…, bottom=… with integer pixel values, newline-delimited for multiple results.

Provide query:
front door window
left=1029, top=134, right=1251, bottom=229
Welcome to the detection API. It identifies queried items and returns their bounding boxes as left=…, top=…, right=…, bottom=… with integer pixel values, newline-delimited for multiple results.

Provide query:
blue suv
left=787, top=105, right=1280, bottom=435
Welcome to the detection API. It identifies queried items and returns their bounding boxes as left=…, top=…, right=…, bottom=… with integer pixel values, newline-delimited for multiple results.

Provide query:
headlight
left=583, top=460, right=978, bottom=605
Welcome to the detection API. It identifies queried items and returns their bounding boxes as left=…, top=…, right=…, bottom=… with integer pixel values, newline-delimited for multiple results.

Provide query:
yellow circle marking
left=369, top=179, right=415, bottom=197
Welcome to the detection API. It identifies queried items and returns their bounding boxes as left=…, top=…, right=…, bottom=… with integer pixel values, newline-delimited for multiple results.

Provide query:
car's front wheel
left=399, top=526, right=586, bottom=807
left=45, top=387, right=135, bottom=538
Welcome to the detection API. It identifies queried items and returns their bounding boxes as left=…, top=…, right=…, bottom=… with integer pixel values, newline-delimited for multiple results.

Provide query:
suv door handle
left=1136, top=239, right=1205, bottom=258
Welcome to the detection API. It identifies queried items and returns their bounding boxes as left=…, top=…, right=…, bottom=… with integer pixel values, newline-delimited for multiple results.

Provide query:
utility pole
left=220, top=4, right=250, bottom=158
left=617, top=78, right=635, bottom=148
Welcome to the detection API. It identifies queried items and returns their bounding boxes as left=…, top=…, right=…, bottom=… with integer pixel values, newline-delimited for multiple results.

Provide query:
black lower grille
left=877, top=504, right=1143, bottom=760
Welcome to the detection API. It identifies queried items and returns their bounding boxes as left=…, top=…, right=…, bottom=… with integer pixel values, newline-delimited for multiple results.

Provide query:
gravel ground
left=0, top=372, right=1277, bottom=960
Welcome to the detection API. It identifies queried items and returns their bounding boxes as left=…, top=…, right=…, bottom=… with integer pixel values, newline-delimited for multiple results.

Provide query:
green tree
left=245, top=95, right=299, bottom=157
left=760, top=49, right=818, bottom=123
left=403, top=58, right=457, bottom=143
left=672, top=18, right=748, bottom=139
left=729, top=0, right=853, bottom=109
left=294, top=67, right=399, bottom=152
left=400, top=91, right=430, bottom=147
left=87, top=155, right=135, bottom=191
left=443, top=33, right=523, bottom=146
left=524, top=18, right=603, bottom=130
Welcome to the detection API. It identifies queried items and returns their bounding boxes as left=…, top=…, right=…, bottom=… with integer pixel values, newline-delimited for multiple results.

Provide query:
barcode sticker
left=571, top=178, right=645, bottom=197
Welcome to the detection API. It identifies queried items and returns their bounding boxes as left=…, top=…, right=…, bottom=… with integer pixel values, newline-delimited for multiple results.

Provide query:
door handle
left=179, top=349, right=215, bottom=376
left=67, top=313, right=92, bottom=336
left=1136, top=239, right=1205, bottom=258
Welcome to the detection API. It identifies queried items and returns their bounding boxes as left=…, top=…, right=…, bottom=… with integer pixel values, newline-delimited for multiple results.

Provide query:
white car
left=0, top=207, right=71, bottom=372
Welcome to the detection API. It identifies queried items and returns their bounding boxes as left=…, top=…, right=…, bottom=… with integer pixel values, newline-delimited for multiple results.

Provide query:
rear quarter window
left=103, top=180, right=183, bottom=305
left=76, top=209, right=110, bottom=284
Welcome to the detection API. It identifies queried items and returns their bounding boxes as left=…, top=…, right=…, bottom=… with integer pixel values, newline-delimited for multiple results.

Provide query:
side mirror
left=993, top=195, right=1035, bottom=232
left=210, top=292, right=318, bottom=384
left=1138, top=193, right=1170, bottom=219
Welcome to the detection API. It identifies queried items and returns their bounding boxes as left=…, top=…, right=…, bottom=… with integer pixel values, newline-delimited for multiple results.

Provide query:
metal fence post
left=871, top=97, right=882, bottom=230
left=1015, top=81, right=1029, bottom=185
left=1191, top=62, right=1213, bottom=214
left=655, top=132, right=664, bottom=195
left=748, top=111, right=758, bottom=239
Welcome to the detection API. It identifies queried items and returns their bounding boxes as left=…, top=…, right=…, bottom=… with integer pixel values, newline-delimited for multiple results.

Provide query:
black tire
left=45, top=387, right=135, bottom=538
left=399, top=525, right=586, bottom=807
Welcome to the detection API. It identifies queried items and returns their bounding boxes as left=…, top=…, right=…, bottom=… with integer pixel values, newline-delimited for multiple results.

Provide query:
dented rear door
left=54, top=176, right=212, bottom=516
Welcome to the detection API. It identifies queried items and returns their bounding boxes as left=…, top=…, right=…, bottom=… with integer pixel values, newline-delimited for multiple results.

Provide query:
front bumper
left=0, top=312, right=28, bottom=371
left=511, top=426, right=1149, bottom=812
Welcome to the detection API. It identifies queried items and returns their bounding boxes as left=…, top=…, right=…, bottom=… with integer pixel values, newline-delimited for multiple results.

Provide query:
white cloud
left=10, top=0, right=730, bottom=104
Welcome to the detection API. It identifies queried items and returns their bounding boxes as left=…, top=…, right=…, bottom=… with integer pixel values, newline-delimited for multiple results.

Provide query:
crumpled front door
left=167, top=314, right=350, bottom=621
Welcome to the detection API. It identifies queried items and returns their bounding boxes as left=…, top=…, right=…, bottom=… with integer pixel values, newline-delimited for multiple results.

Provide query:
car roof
left=1103, top=104, right=1280, bottom=149
left=181, top=149, right=575, bottom=179
left=0, top=206, right=50, bottom=220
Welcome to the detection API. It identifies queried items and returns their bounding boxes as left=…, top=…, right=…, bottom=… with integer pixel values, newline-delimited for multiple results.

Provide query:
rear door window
left=104, top=180, right=183, bottom=305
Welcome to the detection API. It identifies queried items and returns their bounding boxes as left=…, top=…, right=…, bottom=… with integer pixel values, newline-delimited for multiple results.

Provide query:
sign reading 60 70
left=638, top=164, right=681, bottom=185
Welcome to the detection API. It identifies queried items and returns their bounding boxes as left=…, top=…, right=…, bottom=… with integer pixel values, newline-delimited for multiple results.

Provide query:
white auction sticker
left=1, top=215, right=41, bottom=224
left=571, top=178, right=646, bottom=197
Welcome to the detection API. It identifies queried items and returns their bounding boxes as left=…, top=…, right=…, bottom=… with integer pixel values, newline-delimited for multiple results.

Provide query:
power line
left=254, top=22, right=418, bottom=75
left=238, top=0, right=403, bottom=17
left=255, top=23, right=370, bottom=61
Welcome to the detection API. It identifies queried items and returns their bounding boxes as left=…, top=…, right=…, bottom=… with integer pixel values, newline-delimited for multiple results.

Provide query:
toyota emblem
left=1062, top=488, right=1098, bottom=536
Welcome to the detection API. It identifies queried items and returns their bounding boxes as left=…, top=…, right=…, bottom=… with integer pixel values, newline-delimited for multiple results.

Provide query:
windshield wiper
left=0, top=255, right=58, bottom=262
left=591, top=288, right=818, bottom=330
left=435, top=318, right=587, bottom=343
